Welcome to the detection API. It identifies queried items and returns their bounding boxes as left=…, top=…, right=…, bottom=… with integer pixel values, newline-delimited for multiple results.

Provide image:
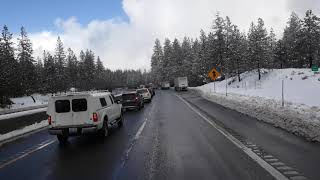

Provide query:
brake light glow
left=92, top=112, right=98, bottom=122
left=48, top=116, right=52, bottom=125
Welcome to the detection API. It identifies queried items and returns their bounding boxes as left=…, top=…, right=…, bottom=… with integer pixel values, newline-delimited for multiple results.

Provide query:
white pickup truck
left=47, top=91, right=123, bottom=143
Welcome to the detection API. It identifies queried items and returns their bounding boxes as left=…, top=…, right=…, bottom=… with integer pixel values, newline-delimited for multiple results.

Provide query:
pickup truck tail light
left=92, top=112, right=98, bottom=122
left=48, top=116, right=52, bottom=125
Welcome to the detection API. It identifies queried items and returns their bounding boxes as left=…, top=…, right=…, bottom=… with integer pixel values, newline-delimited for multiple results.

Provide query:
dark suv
left=122, top=92, right=144, bottom=111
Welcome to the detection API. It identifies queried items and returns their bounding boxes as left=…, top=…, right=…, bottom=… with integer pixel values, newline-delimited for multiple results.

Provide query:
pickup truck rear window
left=55, top=100, right=70, bottom=113
left=72, top=99, right=87, bottom=112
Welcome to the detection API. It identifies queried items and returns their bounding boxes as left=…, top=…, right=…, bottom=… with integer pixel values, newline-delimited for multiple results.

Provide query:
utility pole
left=225, top=73, right=228, bottom=96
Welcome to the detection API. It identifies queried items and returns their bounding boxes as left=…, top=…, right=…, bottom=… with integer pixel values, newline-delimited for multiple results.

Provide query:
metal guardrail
left=0, top=104, right=48, bottom=115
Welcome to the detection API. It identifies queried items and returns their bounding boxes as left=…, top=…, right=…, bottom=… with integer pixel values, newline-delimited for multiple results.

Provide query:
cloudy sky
left=2, top=0, right=319, bottom=70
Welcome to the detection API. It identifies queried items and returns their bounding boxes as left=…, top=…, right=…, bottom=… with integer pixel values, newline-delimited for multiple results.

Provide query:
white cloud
left=286, top=0, right=320, bottom=16
left=29, top=0, right=317, bottom=70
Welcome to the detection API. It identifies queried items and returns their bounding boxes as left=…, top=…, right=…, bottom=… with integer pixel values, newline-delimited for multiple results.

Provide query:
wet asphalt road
left=0, top=90, right=319, bottom=180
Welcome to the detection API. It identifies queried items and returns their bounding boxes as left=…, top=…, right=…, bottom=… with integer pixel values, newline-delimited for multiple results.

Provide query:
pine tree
left=275, top=39, right=286, bottom=69
left=229, top=25, right=247, bottom=81
left=54, top=36, right=67, bottom=92
left=300, top=10, right=320, bottom=68
left=81, top=49, right=96, bottom=90
left=95, top=56, right=105, bottom=89
left=150, top=39, right=163, bottom=84
left=43, top=51, right=57, bottom=93
left=78, top=50, right=86, bottom=90
left=267, top=28, right=277, bottom=69
left=171, top=38, right=182, bottom=78
left=248, top=18, right=269, bottom=80
left=212, top=13, right=226, bottom=72
left=66, top=48, right=78, bottom=89
left=181, top=37, right=193, bottom=78
left=198, top=29, right=209, bottom=83
left=191, top=38, right=202, bottom=85
left=17, top=26, right=36, bottom=95
left=207, top=32, right=217, bottom=73
left=283, top=12, right=303, bottom=68
left=224, top=16, right=234, bottom=75
left=162, top=39, right=173, bottom=82
left=0, top=26, right=19, bottom=105
left=35, top=57, right=44, bottom=93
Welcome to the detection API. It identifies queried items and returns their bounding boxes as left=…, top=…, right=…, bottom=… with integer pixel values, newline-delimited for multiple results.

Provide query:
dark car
left=148, top=87, right=155, bottom=97
left=122, top=92, right=144, bottom=111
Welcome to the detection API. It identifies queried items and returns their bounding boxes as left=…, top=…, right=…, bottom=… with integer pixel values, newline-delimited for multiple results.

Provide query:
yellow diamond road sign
left=208, top=68, right=221, bottom=81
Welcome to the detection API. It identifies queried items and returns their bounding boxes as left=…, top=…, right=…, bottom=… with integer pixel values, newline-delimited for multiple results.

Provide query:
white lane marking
left=175, top=94, right=289, bottom=180
left=264, top=155, right=273, bottom=158
left=121, top=112, right=150, bottom=167
left=0, top=140, right=56, bottom=169
left=284, top=171, right=299, bottom=175
left=290, top=176, right=308, bottom=180
left=277, top=166, right=293, bottom=170
left=271, top=162, right=285, bottom=166
left=266, top=159, right=279, bottom=162
left=135, top=119, right=147, bottom=140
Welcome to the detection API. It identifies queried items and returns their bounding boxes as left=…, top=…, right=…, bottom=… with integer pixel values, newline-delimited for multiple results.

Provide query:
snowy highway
left=0, top=90, right=319, bottom=180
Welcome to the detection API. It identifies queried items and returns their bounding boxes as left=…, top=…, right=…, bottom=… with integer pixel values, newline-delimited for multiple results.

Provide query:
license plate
left=69, top=128, right=77, bottom=133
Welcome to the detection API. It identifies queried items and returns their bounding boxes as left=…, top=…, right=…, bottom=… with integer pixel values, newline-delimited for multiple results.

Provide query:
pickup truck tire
left=100, top=118, right=109, bottom=137
left=57, top=134, right=68, bottom=144
left=117, top=114, right=124, bottom=128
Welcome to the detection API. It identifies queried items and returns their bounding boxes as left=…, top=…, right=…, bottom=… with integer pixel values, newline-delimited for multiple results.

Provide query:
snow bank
left=201, top=68, right=320, bottom=107
left=0, top=94, right=49, bottom=111
left=194, top=68, right=320, bottom=142
left=0, top=120, right=48, bottom=143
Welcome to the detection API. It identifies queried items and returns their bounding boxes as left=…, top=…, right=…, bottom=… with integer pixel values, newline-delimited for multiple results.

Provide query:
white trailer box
left=174, top=77, right=188, bottom=91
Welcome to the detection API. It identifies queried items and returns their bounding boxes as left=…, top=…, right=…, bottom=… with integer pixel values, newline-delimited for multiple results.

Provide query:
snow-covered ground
left=0, top=120, right=48, bottom=143
left=0, top=94, right=49, bottom=111
left=194, top=68, right=320, bottom=142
